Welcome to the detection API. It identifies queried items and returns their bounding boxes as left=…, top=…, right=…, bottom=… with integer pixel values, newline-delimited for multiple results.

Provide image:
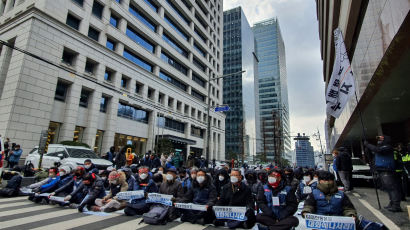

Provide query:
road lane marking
left=352, top=192, right=361, bottom=198
left=169, top=222, right=208, bottom=230
left=357, top=198, right=400, bottom=230
left=0, top=209, right=75, bottom=228
left=0, top=201, right=29, bottom=209
left=102, top=218, right=147, bottom=230
left=0, top=197, right=29, bottom=203
left=0, top=205, right=51, bottom=217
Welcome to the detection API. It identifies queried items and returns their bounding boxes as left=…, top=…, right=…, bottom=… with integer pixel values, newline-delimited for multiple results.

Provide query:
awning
left=157, top=135, right=196, bottom=145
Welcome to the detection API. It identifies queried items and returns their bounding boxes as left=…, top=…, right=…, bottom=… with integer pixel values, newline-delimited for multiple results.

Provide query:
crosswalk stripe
left=0, top=196, right=28, bottom=203
left=30, top=212, right=123, bottom=230
left=0, top=209, right=76, bottom=229
left=0, top=200, right=28, bottom=209
left=0, top=205, right=51, bottom=217
left=101, top=217, right=147, bottom=230
left=169, top=222, right=208, bottom=230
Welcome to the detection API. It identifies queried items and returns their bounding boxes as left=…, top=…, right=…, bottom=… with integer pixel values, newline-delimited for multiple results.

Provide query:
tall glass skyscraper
left=223, top=7, right=260, bottom=160
left=294, top=133, right=315, bottom=168
left=253, top=18, right=291, bottom=162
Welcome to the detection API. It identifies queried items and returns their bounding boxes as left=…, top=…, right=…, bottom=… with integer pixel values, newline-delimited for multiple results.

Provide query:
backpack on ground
left=358, top=215, right=388, bottom=230
left=142, top=205, right=169, bottom=225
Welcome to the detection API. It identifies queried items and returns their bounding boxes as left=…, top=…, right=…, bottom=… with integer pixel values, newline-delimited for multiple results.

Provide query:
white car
left=25, top=144, right=113, bottom=170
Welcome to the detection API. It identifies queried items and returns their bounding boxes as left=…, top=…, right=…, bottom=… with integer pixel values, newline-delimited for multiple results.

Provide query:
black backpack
left=142, top=205, right=169, bottom=225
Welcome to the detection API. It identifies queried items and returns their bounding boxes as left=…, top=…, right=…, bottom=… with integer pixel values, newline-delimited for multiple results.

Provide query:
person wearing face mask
left=158, top=166, right=184, bottom=221
left=124, top=166, right=158, bottom=216
left=61, top=166, right=86, bottom=206
left=296, top=171, right=317, bottom=201
left=67, top=173, right=106, bottom=212
left=180, top=169, right=217, bottom=225
left=245, top=169, right=262, bottom=205
left=120, top=167, right=137, bottom=191
left=214, top=168, right=229, bottom=198
left=28, top=167, right=61, bottom=203
left=365, top=135, right=402, bottom=212
left=83, top=159, right=98, bottom=174
left=8, top=144, right=22, bottom=169
left=302, top=171, right=357, bottom=220
left=256, top=169, right=299, bottom=230
left=93, top=170, right=128, bottom=212
left=215, top=168, right=256, bottom=229
left=48, top=166, right=74, bottom=199
left=283, top=168, right=299, bottom=191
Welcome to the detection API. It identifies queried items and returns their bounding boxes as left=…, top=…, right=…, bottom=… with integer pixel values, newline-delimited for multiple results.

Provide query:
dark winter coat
left=71, top=177, right=106, bottom=207
left=159, top=179, right=184, bottom=202
left=217, top=182, right=255, bottom=210
left=335, top=151, right=353, bottom=171
left=114, top=152, right=127, bottom=169
left=181, top=174, right=217, bottom=206
left=365, top=136, right=396, bottom=171
left=214, top=169, right=229, bottom=197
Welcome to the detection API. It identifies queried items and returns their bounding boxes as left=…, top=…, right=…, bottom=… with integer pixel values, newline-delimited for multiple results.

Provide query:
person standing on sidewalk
left=8, top=144, right=22, bottom=169
left=335, top=147, right=353, bottom=192
left=365, top=135, right=402, bottom=212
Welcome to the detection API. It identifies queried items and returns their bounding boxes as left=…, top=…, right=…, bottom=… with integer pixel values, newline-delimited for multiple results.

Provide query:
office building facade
left=223, top=7, right=260, bottom=160
left=0, top=0, right=225, bottom=160
left=253, top=18, right=291, bottom=162
left=294, top=133, right=315, bottom=168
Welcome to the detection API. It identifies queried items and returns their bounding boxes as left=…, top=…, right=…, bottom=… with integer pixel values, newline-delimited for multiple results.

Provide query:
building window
left=135, top=82, right=142, bottom=94
left=191, top=126, right=204, bottom=138
left=73, top=126, right=85, bottom=142
left=114, top=0, right=121, bottom=3
left=104, top=68, right=113, bottom=82
left=123, top=49, right=153, bottom=72
left=193, top=57, right=206, bottom=72
left=129, top=4, right=156, bottom=31
left=166, top=0, right=190, bottom=25
left=162, top=33, right=188, bottom=57
left=118, top=102, right=149, bottom=123
left=191, top=89, right=205, bottom=102
left=61, top=48, right=77, bottom=66
left=85, top=59, right=97, bottom=74
left=143, top=0, right=158, bottom=12
left=194, top=43, right=206, bottom=57
left=161, top=52, right=188, bottom=75
left=92, top=1, right=104, bottom=19
left=147, top=88, right=154, bottom=99
left=72, top=0, right=84, bottom=6
left=159, top=71, right=187, bottom=91
left=110, top=13, right=119, bottom=28
left=192, top=73, right=206, bottom=88
left=94, top=130, right=104, bottom=155
left=164, top=14, right=188, bottom=41
left=126, top=26, right=155, bottom=53
left=194, top=27, right=206, bottom=43
left=100, top=96, right=109, bottom=113
left=114, top=133, right=147, bottom=156
left=54, top=80, right=69, bottom=102
left=79, top=88, right=90, bottom=108
left=88, top=27, right=100, bottom=41
left=161, top=117, right=185, bottom=133
left=66, top=13, right=80, bottom=30
left=106, top=38, right=116, bottom=51
left=121, top=76, right=128, bottom=89
left=48, top=122, right=61, bottom=144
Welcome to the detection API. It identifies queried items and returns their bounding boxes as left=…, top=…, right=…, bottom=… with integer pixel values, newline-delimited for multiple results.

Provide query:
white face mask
left=312, top=177, right=318, bottom=182
left=84, top=165, right=91, bottom=169
left=101, top=177, right=107, bottom=180
left=110, top=180, right=117, bottom=185
left=196, top=176, right=205, bottom=184
left=59, top=172, right=65, bottom=177
left=140, top=173, right=148, bottom=180
left=191, top=174, right=197, bottom=179
left=166, top=174, right=174, bottom=181
left=158, top=171, right=163, bottom=175
left=219, top=176, right=225, bottom=181
left=303, top=176, right=311, bottom=183
left=230, top=176, right=239, bottom=183
left=268, top=177, right=277, bottom=184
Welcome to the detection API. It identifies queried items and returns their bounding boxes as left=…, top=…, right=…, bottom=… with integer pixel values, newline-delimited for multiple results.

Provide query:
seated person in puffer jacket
left=302, top=171, right=357, bottom=219
left=28, top=167, right=60, bottom=203
left=296, top=170, right=318, bottom=201
left=120, top=167, right=138, bottom=191
left=65, top=172, right=106, bottom=212
left=37, top=166, right=74, bottom=204
left=124, top=166, right=158, bottom=216
left=256, top=168, right=299, bottom=230
left=180, top=168, right=217, bottom=225
left=158, top=167, right=185, bottom=221
left=0, top=166, right=22, bottom=197
left=93, top=170, right=128, bottom=212
left=58, top=166, right=86, bottom=205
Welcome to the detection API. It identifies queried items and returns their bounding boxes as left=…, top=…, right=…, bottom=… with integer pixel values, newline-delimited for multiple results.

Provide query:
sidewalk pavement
left=347, top=187, right=410, bottom=230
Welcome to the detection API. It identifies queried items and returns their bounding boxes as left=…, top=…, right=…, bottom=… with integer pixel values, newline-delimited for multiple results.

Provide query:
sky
left=223, top=0, right=327, bottom=152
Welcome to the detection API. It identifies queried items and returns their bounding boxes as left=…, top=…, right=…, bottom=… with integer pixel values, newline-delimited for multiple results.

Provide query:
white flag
left=326, top=28, right=355, bottom=118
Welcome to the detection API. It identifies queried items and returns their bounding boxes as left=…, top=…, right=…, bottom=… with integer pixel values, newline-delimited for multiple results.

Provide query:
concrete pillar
left=158, top=6, right=165, bottom=18
left=4, top=0, right=14, bottom=12
left=153, top=66, right=160, bottom=77
left=0, top=42, right=13, bottom=98
left=59, top=81, right=82, bottom=141
left=102, top=94, right=119, bottom=154
left=146, top=110, right=158, bottom=152
left=118, top=18, right=127, bottom=34
left=157, top=25, right=163, bottom=37
left=0, top=0, right=6, bottom=15
left=82, top=89, right=102, bottom=147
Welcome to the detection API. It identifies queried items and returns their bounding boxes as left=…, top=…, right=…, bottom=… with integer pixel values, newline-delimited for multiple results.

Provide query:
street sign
left=38, top=130, right=51, bottom=169
left=215, top=105, right=230, bottom=112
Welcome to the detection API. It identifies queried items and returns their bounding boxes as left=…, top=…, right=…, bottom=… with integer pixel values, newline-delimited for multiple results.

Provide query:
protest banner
left=213, top=206, right=247, bottom=221
left=305, top=214, right=355, bottom=230
left=174, top=203, right=208, bottom=211
left=146, top=193, right=173, bottom=206
left=117, top=190, right=145, bottom=200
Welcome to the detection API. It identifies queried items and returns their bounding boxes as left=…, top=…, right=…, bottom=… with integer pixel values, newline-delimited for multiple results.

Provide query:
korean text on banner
left=213, top=206, right=247, bottom=221
left=146, top=193, right=173, bottom=206
left=175, top=203, right=208, bottom=211
left=305, top=214, right=355, bottom=230
left=117, top=190, right=145, bottom=200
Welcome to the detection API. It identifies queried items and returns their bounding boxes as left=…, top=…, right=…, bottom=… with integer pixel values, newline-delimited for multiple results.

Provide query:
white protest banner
left=49, top=196, right=69, bottom=204
left=20, top=187, right=32, bottom=194
left=213, top=206, right=247, bottom=221
left=117, top=190, right=145, bottom=200
left=174, top=203, right=208, bottom=211
left=326, top=28, right=356, bottom=118
left=146, top=193, right=173, bottom=206
left=35, top=193, right=51, bottom=197
left=305, top=214, right=355, bottom=230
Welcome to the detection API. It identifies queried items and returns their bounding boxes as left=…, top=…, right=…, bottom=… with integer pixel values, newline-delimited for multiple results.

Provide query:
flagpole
left=354, top=92, right=381, bottom=209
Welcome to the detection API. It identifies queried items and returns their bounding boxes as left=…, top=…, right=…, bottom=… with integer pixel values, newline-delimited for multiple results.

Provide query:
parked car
left=25, top=144, right=112, bottom=170
left=351, top=158, right=373, bottom=181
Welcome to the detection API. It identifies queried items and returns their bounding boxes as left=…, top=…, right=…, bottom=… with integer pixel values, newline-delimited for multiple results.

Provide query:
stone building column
left=59, top=80, right=82, bottom=141
left=101, top=94, right=119, bottom=154
left=82, top=89, right=102, bottom=148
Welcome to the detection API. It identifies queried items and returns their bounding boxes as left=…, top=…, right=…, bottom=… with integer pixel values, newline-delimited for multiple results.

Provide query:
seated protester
left=256, top=169, right=299, bottom=230
left=245, top=169, right=261, bottom=198
left=66, top=173, right=106, bottom=212
left=284, top=168, right=299, bottom=191
left=94, top=170, right=128, bottom=212
left=29, top=167, right=60, bottom=203
left=152, top=173, right=164, bottom=188
left=120, top=167, right=137, bottom=191
left=84, top=159, right=98, bottom=174
left=215, top=168, right=256, bottom=229
left=180, top=169, right=217, bottom=225
left=257, top=169, right=268, bottom=186
left=214, top=168, right=229, bottom=198
left=180, top=167, right=196, bottom=194
left=0, top=166, right=22, bottom=197
left=46, top=166, right=74, bottom=201
left=302, top=171, right=357, bottom=219
left=158, top=167, right=184, bottom=221
left=99, top=170, right=110, bottom=190
left=56, top=166, right=85, bottom=204
left=297, top=171, right=317, bottom=201
left=124, top=166, right=158, bottom=216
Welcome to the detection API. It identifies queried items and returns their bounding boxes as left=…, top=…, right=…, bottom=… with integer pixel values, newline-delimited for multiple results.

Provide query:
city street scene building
left=253, top=18, right=291, bottom=163
left=317, top=0, right=410, bottom=161
left=294, top=133, right=315, bottom=168
left=222, top=6, right=260, bottom=162
left=0, top=0, right=225, bottom=160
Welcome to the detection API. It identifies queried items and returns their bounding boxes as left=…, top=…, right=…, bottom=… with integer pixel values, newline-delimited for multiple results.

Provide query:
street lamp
left=206, top=70, right=246, bottom=165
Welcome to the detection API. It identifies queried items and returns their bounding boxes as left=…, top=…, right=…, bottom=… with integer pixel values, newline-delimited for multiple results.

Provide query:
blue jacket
left=55, top=175, right=74, bottom=194
left=297, top=180, right=317, bottom=201
left=127, top=175, right=138, bottom=191
left=312, top=189, right=344, bottom=216
left=40, top=176, right=60, bottom=193
left=182, top=174, right=217, bottom=206
left=263, top=184, right=292, bottom=220
left=365, top=137, right=396, bottom=171
left=9, top=149, right=22, bottom=163
left=128, top=179, right=158, bottom=209
left=332, top=158, right=338, bottom=173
